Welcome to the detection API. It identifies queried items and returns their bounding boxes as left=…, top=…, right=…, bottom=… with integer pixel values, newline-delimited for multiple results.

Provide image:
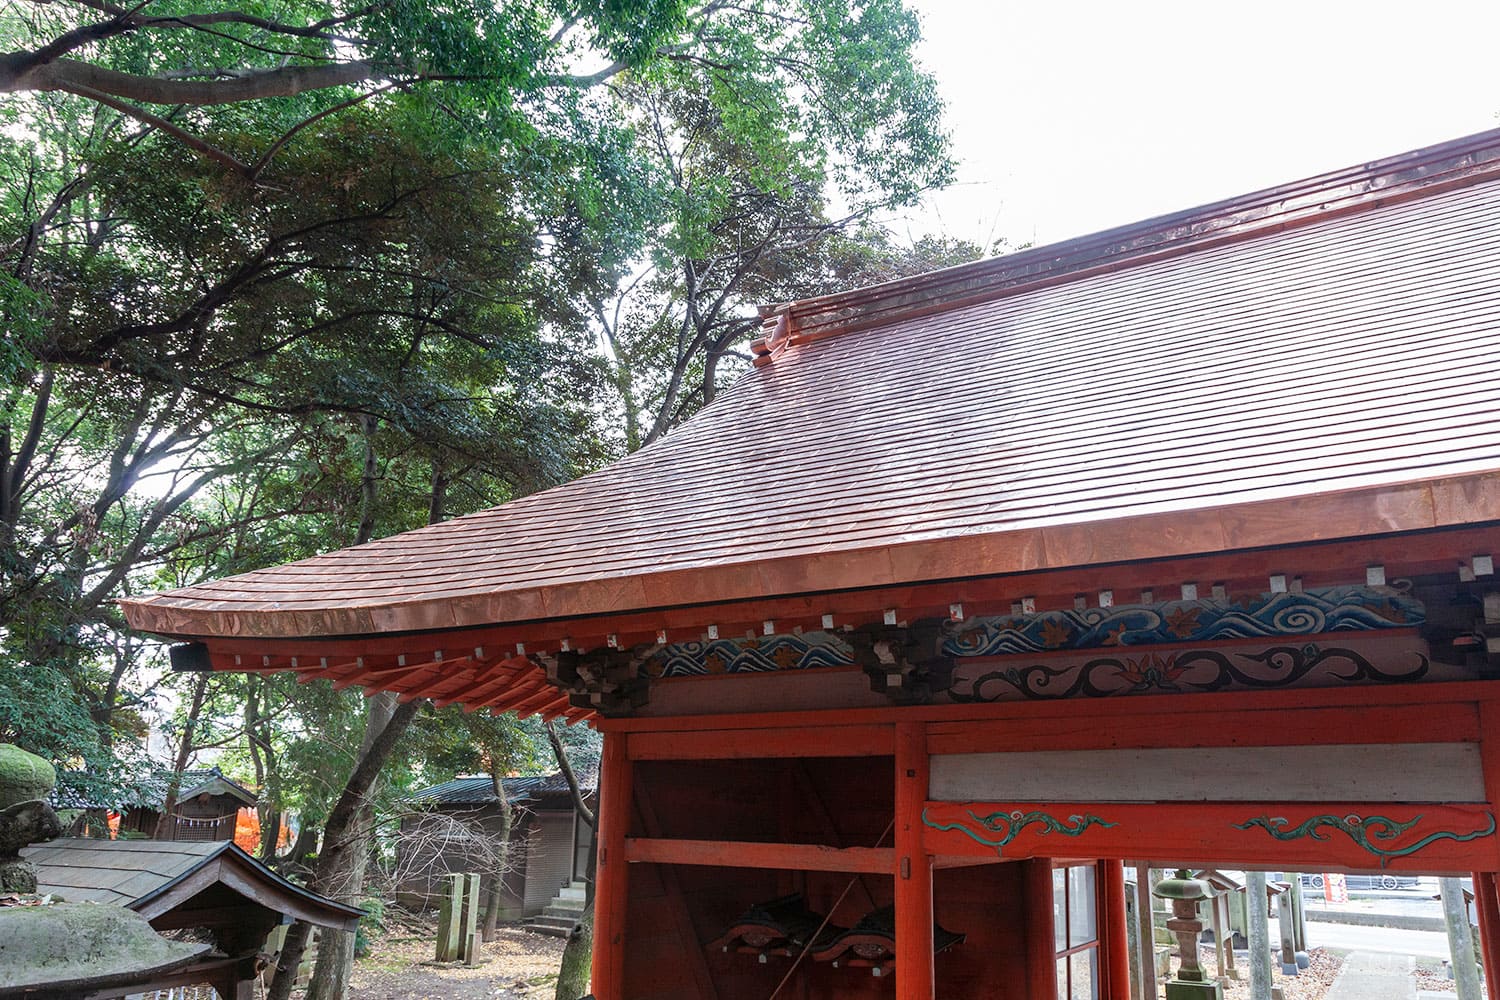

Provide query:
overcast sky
left=895, top=1, right=1500, bottom=251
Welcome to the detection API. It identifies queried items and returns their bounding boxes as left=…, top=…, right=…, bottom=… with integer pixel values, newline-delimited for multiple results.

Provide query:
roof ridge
left=752, top=126, right=1500, bottom=357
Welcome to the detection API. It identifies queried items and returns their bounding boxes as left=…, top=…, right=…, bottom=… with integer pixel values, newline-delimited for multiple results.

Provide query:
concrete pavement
left=1325, top=952, right=1416, bottom=1000
left=1270, top=915, right=1453, bottom=958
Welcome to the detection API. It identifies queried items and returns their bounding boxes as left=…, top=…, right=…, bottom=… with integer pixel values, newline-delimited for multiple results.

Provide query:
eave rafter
left=177, top=524, right=1500, bottom=721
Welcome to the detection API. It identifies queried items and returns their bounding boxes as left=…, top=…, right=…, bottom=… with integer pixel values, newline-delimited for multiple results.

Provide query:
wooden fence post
left=436, top=872, right=464, bottom=961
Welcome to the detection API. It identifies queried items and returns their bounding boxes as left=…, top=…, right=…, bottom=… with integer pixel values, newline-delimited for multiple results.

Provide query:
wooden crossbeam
left=623, top=836, right=895, bottom=874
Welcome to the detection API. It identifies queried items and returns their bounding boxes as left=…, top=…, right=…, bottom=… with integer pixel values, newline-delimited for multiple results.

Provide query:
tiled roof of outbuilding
left=52, top=766, right=256, bottom=811
left=410, top=768, right=598, bottom=806
left=121, top=129, right=1500, bottom=647
left=409, top=774, right=547, bottom=806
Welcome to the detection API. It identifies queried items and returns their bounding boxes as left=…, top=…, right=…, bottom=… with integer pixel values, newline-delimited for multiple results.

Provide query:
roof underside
left=122, top=130, right=1500, bottom=644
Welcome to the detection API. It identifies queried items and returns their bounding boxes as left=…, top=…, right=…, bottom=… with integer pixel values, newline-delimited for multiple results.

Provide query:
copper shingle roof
left=121, top=129, right=1500, bottom=644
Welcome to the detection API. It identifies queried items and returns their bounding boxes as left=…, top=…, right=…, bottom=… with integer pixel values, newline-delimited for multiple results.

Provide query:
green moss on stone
left=0, top=903, right=208, bottom=989
left=0, top=745, right=55, bottom=809
left=0, top=859, right=38, bottom=893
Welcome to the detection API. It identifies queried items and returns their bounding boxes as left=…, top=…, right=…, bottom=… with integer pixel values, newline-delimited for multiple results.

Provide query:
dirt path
left=349, top=924, right=567, bottom=1000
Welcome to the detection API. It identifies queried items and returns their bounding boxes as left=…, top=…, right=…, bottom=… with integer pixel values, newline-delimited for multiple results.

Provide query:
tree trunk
left=482, top=768, right=514, bottom=941
left=546, top=721, right=595, bottom=828
left=354, top=415, right=379, bottom=546
left=549, top=725, right=596, bottom=996
left=303, top=691, right=396, bottom=1000
left=279, top=821, right=319, bottom=874
left=267, top=694, right=420, bottom=1000
left=554, top=901, right=594, bottom=1000
left=152, top=672, right=209, bottom=840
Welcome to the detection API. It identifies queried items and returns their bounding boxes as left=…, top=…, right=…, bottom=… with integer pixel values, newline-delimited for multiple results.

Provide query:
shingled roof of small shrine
left=121, top=128, right=1500, bottom=643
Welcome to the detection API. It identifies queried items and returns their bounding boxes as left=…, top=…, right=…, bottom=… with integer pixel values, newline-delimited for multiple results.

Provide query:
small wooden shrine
left=24, top=838, right=361, bottom=998
left=123, top=128, right=1500, bottom=999
left=56, top=766, right=256, bottom=841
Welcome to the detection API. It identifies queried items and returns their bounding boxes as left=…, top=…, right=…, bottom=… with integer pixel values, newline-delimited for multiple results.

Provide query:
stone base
left=0, top=857, right=38, bottom=894
left=1166, top=979, right=1224, bottom=1000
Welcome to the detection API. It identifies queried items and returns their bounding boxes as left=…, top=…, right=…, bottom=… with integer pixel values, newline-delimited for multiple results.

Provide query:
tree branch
left=52, top=81, right=251, bottom=175
left=8, top=56, right=377, bottom=105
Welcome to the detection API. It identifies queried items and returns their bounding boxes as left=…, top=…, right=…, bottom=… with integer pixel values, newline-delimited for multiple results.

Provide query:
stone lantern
left=1153, top=869, right=1223, bottom=1000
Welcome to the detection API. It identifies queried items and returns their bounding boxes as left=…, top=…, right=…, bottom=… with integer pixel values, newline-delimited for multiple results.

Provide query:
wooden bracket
left=1419, top=578, right=1500, bottom=672
left=847, top=618, right=956, bottom=705
left=547, top=647, right=651, bottom=717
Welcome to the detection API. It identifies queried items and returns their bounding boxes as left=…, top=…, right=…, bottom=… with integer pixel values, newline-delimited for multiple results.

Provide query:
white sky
left=896, top=0, right=1500, bottom=250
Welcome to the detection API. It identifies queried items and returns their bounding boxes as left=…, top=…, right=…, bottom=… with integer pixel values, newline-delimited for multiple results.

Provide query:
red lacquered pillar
left=592, top=732, right=632, bottom=1000
left=1474, top=871, right=1500, bottom=993
left=1101, top=860, right=1131, bottom=1000
left=895, top=722, right=935, bottom=999
left=1023, top=858, right=1058, bottom=998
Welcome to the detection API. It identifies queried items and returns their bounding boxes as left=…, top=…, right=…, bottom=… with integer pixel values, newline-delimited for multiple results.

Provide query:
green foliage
left=0, top=6, right=953, bottom=954
left=411, top=707, right=542, bottom=784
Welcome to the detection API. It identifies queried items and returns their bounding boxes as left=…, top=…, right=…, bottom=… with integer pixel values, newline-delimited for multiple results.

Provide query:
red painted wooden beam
left=923, top=801, right=1500, bottom=872
left=627, top=723, right=893, bottom=761
left=622, top=837, right=896, bottom=874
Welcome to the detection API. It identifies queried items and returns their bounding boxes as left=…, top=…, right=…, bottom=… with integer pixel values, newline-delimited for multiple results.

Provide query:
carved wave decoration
left=947, top=644, right=1430, bottom=702
left=643, top=631, right=852, bottom=678
left=1233, top=811, right=1497, bottom=868
left=922, top=807, right=1117, bottom=853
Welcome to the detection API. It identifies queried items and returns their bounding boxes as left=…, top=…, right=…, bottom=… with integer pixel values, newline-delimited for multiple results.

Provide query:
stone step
left=527, top=914, right=580, bottom=937
left=548, top=897, right=587, bottom=913
left=526, top=922, right=572, bottom=939
left=557, top=886, right=587, bottom=902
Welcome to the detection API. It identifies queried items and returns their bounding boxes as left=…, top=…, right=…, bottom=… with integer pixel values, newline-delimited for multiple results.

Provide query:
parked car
left=1299, top=873, right=1420, bottom=891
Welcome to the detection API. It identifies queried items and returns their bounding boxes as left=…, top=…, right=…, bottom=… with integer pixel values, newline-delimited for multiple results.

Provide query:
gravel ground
left=348, top=918, right=567, bottom=1000
left=1413, top=959, right=1490, bottom=996
left=1167, top=946, right=1345, bottom=1000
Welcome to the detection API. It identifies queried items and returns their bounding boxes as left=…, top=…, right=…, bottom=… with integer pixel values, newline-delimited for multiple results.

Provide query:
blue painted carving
left=945, top=586, right=1422, bottom=658
left=641, top=587, right=1421, bottom=679
left=642, top=632, right=852, bottom=678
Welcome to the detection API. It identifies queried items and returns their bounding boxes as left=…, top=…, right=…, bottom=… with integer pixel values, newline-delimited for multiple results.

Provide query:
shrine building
left=122, top=128, right=1500, bottom=1000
